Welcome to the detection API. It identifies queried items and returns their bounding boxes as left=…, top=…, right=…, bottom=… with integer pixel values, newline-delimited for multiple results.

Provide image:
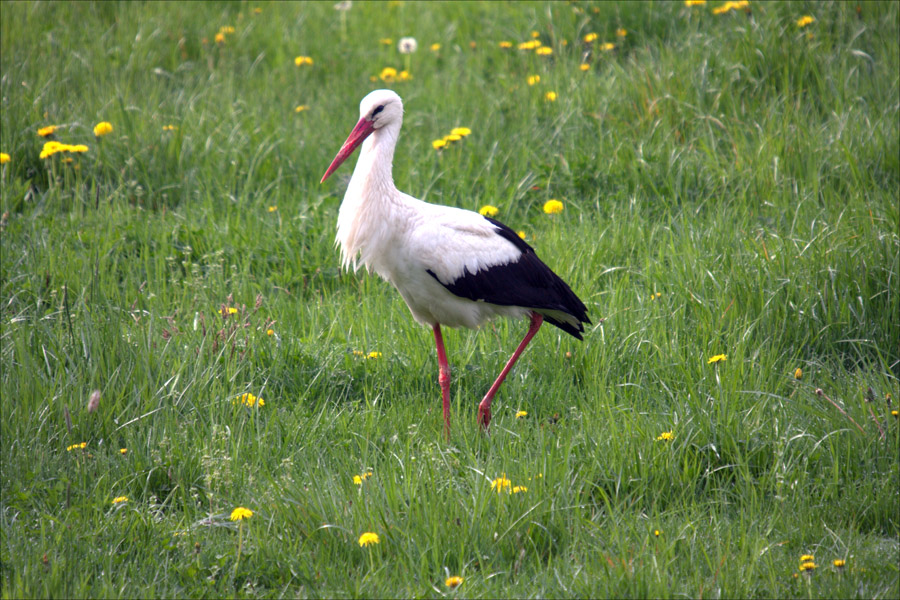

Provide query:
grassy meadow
left=1, top=0, right=899, bottom=597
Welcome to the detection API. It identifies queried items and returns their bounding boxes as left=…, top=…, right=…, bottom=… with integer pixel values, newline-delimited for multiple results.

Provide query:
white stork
left=321, top=89, right=589, bottom=433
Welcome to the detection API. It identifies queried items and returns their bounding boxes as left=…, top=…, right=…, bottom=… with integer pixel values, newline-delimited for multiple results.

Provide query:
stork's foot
left=477, top=404, right=492, bottom=430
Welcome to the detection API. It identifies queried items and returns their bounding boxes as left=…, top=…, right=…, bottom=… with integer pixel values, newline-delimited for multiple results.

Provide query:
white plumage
left=321, top=89, right=589, bottom=433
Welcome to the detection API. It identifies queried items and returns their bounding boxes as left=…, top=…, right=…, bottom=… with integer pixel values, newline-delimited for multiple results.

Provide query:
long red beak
left=321, top=117, right=376, bottom=183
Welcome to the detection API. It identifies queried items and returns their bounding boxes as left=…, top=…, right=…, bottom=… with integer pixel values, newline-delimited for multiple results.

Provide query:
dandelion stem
left=233, top=521, right=243, bottom=581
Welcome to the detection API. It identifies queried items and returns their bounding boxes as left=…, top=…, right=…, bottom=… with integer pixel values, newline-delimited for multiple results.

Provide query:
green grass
left=1, top=1, right=898, bottom=597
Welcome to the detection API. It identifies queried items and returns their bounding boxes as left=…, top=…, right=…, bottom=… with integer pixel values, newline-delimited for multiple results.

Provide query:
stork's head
left=321, top=89, right=404, bottom=183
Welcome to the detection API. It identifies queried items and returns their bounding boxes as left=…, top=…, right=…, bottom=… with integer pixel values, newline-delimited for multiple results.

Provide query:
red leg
left=478, top=312, right=543, bottom=429
left=433, top=324, right=451, bottom=437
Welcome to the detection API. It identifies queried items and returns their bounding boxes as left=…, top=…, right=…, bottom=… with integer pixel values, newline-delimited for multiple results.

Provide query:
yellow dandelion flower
left=530, top=30, right=540, bottom=39
left=543, top=199, right=564, bottom=214
left=579, top=63, right=590, bottom=71
left=499, top=41, right=513, bottom=49
left=380, top=38, right=393, bottom=45
left=358, top=532, right=380, bottom=547
left=600, top=42, right=615, bottom=51
left=616, top=28, right=627, bottom=37
left=0, top=153, right=9, bottom=164
left=366, top=351, right=382, bottom=359
left=794, top=368, right=803, bottom=379
left=515, top=410, right=528, bottom=418
left=800, top=554, right=815, bottom=562
left=66, top=442, right=87, bottom=451
left=268, top=205, right=278, bottom=212
left=450, top=127, right=471, bottom=137
left=266, top=329, right=274, bottom=336
left=398, top=70, right=412, bottom=81
left=294, top=56, right=314, bottom=66
left=657, top=431, right=675, bottom=441
left=545, top=91, right=558, bottom=101
left=583, top=32, right=599, bottom=43
left=295, top=105, right=309, bottom=113
left=892, top=410, right=898, bottom=418
left=254, top=7, right=262, bottom=14
left=430, top=43, right=441, bottom=51
left=163, top=124, right=177, bottom=131
left=352, top=350, right=365, bottom=357
left=479, top=205, right=499, bottom=217
left=234, top=392, right=265, bottom=407
left=93, top=121, right=113, bottom=137
left=230, top=507, right=253, bottom=521
left=444, top=133, right=461, bottom=142
left=69, top=144, right=88, bottom=153
left=517, top=231, right=526, bottom=239
left=445, top=575, right=463, bottom=588
left=685, top=0, right=706, bottom=5
left=833, top=559, right=846, bottom=568
left=796, top=15, right=815, bottom=28
left=512, top=486, right=527, bottom=493
left=219, top=26, right=235, bottom=34
left=527, top=74, right=541, bottom=86
left=219, top=307, right=239, bottom=315
left=40, top=141, right=62, bottom=159
left=112, top=496, right=129, bottom=504
left=432, top=139, right=448, bottom=150
left=120, top=448, right=127, bottom=455
left=215, top=32, right=226, bottom=44
left=799, top=562, right=817, bottom=572
left=518, top=40, right=541, bottom=50
left=38, top=125, right=59, bottom=137
left=353, top=475, right=363, bottom=485
left=379, top=66, right=398, bottom=82
left=654, top=529, right=661, bottom=536
left=707, top=354, right=727, bottom=364
left=490, top=475, right=512, bottom=493
left=536, top=46, right=553, bottom=55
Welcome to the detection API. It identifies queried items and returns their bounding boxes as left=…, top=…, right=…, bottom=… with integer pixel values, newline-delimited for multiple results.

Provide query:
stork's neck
left=347, top=121, right=401, bottom=202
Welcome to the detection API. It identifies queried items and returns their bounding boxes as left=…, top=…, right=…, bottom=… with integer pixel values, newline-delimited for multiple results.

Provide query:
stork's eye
left=371, top=105, right=385, bottom=118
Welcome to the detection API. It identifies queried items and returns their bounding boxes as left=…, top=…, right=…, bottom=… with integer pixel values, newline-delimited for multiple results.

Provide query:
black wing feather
left=426, top=216, right=590, bottom=339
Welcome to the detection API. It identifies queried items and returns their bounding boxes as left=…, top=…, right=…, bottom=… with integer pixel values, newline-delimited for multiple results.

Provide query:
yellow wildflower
left=583, top=33, right=598, bottom=43
left=515, top=410, right=528, bottom=418
left=432, top=139, right=448, bottom=150
left=479, top=205, right=499, bottom=217
left=295, top=105, right=309, bottom=113
left=112, top=496, right=129, bottom=504
left=450, top=127, right=471, bottom=137
left=268, top=205, right=277, bottom=212
left=654, top=529, right=661, bottom=537
left=499, top=41, right=513, bottom=49
left=366, top=351, right=382, bottom=359
left=230, top=507, right=253, bottom=521
left=512, top=486, right=527, bottom=493
left=657, top=431, right=675, bottom=441
left=68, top=144, right=88, bottom=153
left=685, top=0, right=706, bottom=5
left=616, top=28, right=627, bottom=37
left=799, top=562, right=817, bottom=572
left=398, top=70, right=412, bottom=81
left=543, top=199, right=564, bottom=214
left=294, top=56, right=314, bottom=66
left=379, top=66, right=398, bottom=82
left=352, top=350, right=365, bottom=357
left=545, top=91, right=558, bottom=102
left=445, top=576, right=463, bottom=588
left=358, top=532, right=380, bottom=547
left=162, top=124, right=177, bottom=131
left=266, top=329, right=274, bottom=336
left=530, top=30, right=540, bottom=39
left=254, top=7, right=262, bottom=14
left=353, top=475, right=363, bottom=485
left=40, top=141, right=63, bottom=159
left=490, top=475, right=511, bottom=493
left=234, top=392, right=265, bottom=407
left=93, top=121, right=113, bottom=137
left=219, top=307, right=238, bottom=315
left=0, top=153, right=9, bottom=164
left=713, top=1, right=748, bottom=15
left=380, top=38, right=393, bottom=45
left=66, top=442, right=87, bottom=451
left=430, top=43, right=441, bottom=51
left=518, top=40, right=541, bottom=50
left=892, top=410, right=898, bottom=418
left=215, top=32, right=226, bottom=44
left=38, top=125, right=59, bottom=137
left=527, top=75, right=541, bottom=86
left=794, top=368, right=803, bottom=379
left=833, top=559, right=846, bottom=568
left=517, top=231, right=526, bottom=239
left=800, top=554, right=815, bottom=562
left=796, top=15, right=815, bottom=28
left=600, top=42, right=615, bottom=51
left=120, top=448, right=127, bottom=455
left=579, top=63, right=590, bottom=71
left=707, top=354, right=727, bottom=364
left=219, top=26, right=235, bottom=34
left=443, top=134, right=461, bottom=142
left=535, top=46, right=553, bottom=55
